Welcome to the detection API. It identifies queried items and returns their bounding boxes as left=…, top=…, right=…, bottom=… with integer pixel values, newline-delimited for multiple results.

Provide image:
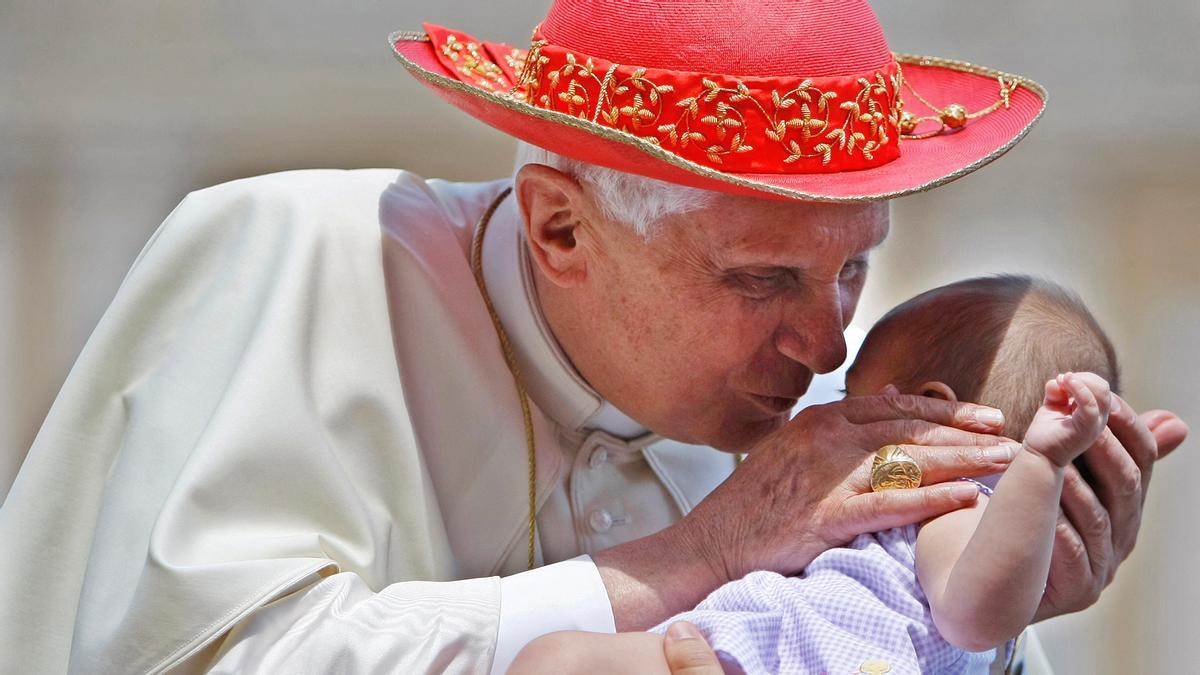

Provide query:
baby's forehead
left=857, top=301, right=955, bottom=355
left=846, top=317, right=923, bottom=378
left=870, top=286, right=1015, bottom=342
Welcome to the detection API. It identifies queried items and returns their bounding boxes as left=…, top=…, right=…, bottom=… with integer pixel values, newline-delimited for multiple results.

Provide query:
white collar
left=481, top=190, right=648, bottom=439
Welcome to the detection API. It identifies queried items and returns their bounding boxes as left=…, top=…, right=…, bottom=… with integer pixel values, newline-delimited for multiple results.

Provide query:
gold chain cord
left=895, top=62, right=1024, bottom=139
left=470, top=186, right=539, bottom=571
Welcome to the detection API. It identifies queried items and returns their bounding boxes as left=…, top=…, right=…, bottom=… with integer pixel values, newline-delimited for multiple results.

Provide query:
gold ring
left=871, top=444, right=922, bottom=492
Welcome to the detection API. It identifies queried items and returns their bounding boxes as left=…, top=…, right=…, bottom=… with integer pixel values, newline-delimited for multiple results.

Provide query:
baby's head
left=845, top=275, right=1120, bottom=439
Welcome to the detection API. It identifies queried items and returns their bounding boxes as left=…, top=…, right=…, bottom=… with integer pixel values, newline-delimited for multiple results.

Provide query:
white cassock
left=0, top=169, right=1048, bottom=674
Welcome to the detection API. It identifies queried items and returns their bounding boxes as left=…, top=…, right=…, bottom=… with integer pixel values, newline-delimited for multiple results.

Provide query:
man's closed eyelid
left=744, top=271, right=787, bottom=280
left=732, top=273, right=789, bottom=299
left=839, top=259, right=869, bottom=281
left=730, top=268, right=791, bottom=285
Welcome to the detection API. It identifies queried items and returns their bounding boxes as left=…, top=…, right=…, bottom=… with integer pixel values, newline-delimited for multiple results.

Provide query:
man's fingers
left=1106, top=394, right=1158, bottom=482
left=1143, top=409, right=1189, bottom=461
left=1034, top=512, right=1095, bottom=622
left=841, top=483, right=982, bottom=534
left=1060, top=464, right=1117, bottom=576
left=838, top=394, right=1006, bottom=433
left=858, top=419, right=1014, bottom=449
left=1075, top=428, right=1143, bottom=557
left=900, top=443, right=1018, bottom=484
left=663, top=622, right=722, bottom=675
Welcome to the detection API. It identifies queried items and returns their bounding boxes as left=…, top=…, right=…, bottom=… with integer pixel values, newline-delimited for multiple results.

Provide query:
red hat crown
left=538, top=0, right=894, bottom=77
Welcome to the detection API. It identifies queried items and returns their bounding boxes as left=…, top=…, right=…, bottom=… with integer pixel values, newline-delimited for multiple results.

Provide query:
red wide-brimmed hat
left=390, top=0, right=1046, bottom=203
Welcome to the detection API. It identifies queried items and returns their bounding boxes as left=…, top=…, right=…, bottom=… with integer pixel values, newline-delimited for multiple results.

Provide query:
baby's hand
left=1022, top=372, right=1112, bottom=467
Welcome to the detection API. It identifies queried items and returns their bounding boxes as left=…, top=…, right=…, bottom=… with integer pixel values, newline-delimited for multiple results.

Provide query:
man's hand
left=1034, top=399, right=1188, bottom=621
left=681, top=394, right=1016, bottom=585
left=595, top=393, right=1017, bottom=630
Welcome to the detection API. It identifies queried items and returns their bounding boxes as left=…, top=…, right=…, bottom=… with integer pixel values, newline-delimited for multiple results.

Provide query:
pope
left=0, top=1, right=1187, bottom=674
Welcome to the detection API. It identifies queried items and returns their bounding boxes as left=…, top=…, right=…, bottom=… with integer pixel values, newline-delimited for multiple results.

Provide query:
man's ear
left=515, top=163, right=591, bottom=288
left=917, top=380, right=958, bottom=401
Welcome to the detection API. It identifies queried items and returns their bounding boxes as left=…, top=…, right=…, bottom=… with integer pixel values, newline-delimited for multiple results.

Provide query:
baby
left=510, top=275, right=1121, bottom=674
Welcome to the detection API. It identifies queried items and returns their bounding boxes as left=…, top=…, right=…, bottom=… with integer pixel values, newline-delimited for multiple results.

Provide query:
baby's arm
left=915, top=373, right=1111, bottom=651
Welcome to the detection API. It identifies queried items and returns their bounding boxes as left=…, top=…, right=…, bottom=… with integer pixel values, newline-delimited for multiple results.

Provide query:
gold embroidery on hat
left=652, top=73, right=902, bottom=166
left=525, top=49, right=901, bottom=168
left=485, top=33, right=1021, bottom=165
left=440, top=34, right=507, bottom=91
left=504, top=48, right=527, bottom=82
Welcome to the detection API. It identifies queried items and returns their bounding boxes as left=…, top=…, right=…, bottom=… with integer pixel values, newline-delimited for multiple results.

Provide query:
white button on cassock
left=588, top=447, right=609, bottom=469
left=588, top=509, right=613, bottom=533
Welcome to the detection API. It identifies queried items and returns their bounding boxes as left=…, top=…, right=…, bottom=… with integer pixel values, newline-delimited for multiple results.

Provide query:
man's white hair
left=512, top=140, right=716, bottom=237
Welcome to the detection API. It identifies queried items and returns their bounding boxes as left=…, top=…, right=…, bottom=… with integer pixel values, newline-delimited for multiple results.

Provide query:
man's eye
left=839, top=259, right=868, bottom=281
left=736, top=272, right=786, bottom=294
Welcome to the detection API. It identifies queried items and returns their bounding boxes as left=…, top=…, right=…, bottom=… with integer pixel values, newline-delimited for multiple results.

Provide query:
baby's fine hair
left=872, top=275, right=1120, bottom=440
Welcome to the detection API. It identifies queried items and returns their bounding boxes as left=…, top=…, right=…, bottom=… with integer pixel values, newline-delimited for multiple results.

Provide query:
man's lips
left=747, top=393, right=800, bottom=414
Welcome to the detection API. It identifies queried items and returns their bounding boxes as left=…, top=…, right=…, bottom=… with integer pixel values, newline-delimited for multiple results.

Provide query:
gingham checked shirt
left=651, top=523, right=1002, bottom=674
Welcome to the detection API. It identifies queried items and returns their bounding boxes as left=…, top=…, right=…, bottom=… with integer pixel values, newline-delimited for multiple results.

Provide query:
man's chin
left=706, top=412, right=790, bottom=454
left=647, top=404, right=791, bottom=453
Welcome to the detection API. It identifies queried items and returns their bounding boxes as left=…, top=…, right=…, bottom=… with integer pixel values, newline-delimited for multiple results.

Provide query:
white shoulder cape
left=0, top=169, right=543, bottom=673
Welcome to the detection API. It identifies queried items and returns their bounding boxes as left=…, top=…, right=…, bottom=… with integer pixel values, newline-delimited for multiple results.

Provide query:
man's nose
left=773, top=297, right=848, bottom=374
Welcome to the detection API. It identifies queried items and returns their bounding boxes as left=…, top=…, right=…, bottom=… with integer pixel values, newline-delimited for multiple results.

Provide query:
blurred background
left=2, top=1, right=1197, bottom=671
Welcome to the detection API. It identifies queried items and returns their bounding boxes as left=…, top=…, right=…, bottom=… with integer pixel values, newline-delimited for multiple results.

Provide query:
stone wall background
left=3, top=2, right=1197, bottom=670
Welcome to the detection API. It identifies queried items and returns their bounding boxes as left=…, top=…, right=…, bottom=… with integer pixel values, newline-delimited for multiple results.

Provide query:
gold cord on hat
left=471, top=187, right=539, bottom=571
left=896, top=63, right=1024, bottom=138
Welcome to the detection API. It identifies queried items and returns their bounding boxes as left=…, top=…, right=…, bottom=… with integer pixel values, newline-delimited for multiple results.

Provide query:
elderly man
left=0, top=1, right=1187, bottom=674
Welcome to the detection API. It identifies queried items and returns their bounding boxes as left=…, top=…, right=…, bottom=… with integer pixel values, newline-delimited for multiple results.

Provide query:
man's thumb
left=663, top=621, right=722, bottom=675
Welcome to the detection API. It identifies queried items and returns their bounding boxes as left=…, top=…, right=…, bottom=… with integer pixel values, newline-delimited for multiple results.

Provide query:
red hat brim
left=391, top=31, right=1046, bottom=203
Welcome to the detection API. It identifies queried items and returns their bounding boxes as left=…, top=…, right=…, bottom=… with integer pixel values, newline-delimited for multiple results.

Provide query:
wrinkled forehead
left=679, top=196, right=890, bottom=262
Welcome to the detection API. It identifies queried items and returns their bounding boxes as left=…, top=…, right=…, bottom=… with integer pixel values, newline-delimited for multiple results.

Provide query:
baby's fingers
left=1065, top=372, right=1112, bottom=422
left=1072, top=372, right=1113, bottom=418
left=1044, top=377, right=1069, bottom=408
left=1062, top=373, right=1098, bottom=419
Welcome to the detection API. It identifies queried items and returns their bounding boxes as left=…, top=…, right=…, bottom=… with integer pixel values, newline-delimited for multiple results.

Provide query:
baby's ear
left=917, top=380, right=958, bottom=401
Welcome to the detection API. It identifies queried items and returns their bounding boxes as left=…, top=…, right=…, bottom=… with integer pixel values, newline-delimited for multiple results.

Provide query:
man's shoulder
left=159, top=169, right=498, bottom=255
left=184, top=169, right=508, bottom=214
left=157, top=169, right=408, bottom=245
left=187, top=168, right=410, bottom=201
left=176, top=169, right=511, bottom=251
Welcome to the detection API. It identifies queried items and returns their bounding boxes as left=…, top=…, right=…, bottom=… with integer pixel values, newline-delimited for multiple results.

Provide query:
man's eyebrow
left=858, top=230, right=888, bottom=255
left=718, top=230, right=885, bottom=271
